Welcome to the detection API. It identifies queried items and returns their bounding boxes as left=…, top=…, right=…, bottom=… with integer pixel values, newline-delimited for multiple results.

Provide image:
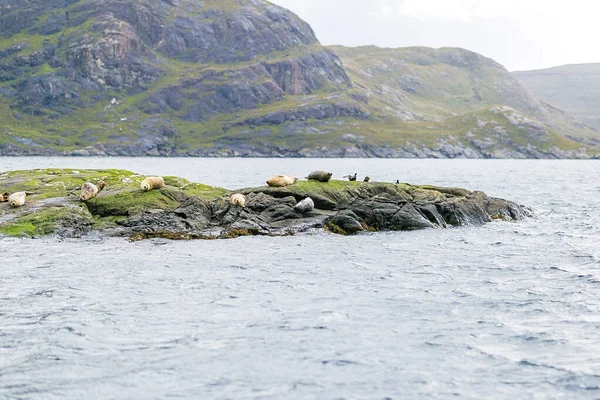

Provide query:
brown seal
left=266, top=175, right=297, bottom=188
left=141, top=177, right=165, bottom=191
left=80, top=181, right=105, bottom=201
left=307, top=171, right=333, bottom=182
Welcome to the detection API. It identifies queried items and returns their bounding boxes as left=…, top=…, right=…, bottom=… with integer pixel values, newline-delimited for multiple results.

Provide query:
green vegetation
left=163, top=176, right=229, bottom=200
left=1, top=206, right=90, bottom=237
left=0, top=1, right=596, bottom=157
left=514, top=63, right=600, bottom=131
left=0, top=168, right=231, bottom=237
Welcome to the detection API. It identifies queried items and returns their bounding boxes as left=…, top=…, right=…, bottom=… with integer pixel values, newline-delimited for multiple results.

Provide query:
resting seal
left=8, top=192, right=27, bottom=207
left=230, top=193, right=246, bottom=207
left=80, top=181, right=105, bottom=201
left=0, top=192, right=10, bottom=202
left=266, top=175, right=297, bottom=187
left=307, top=170, right=332, bottom=182
left=294, top=197, right=314, bottom=213
left=141, top=176, right=165, bottom=191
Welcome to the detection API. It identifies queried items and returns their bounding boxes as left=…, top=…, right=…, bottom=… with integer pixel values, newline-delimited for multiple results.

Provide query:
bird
left=363, top=176, right=370, bottom=182
left=343, top=173, right=357, bottom=181
left=395, top=180, right=400, bottom=184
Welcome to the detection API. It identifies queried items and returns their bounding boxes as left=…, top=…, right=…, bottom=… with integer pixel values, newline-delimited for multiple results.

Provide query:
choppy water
left=1, top=157, right=600, bottom=399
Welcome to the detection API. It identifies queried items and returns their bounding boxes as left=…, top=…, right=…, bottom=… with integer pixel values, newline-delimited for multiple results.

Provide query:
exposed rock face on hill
left=0, top=169, right=532, bottom=239
left=1, top=0, right=349, bottom=111
left=514, top=63, right=600, bottom=132
left=0, top=1, right=597, bottom=158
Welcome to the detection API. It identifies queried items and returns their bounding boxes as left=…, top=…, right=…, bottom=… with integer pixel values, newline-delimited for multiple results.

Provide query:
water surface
left=1, top=158, right=599, bottom=399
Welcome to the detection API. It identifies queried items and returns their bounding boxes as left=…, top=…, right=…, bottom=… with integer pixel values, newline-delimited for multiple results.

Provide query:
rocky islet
left=0, top=169, right=531, bottom=239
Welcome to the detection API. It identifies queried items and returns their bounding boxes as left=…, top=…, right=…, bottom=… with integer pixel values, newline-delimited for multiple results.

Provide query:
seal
left=307, top=170, right=332, bottom=182
left=293, top=197, right=315, bottom=213
left=230, top=193, right=246, bottom=207
left=266, top=175, right=297, bottom=187
left=141, top=176, right=165, bottom=191
left=8, top=192, right=27, bottom=207
left=343, top=173, right=357, bottom=182
left=80, top=180, right=105, bottom=201
left=0, top=192, right=10, bottom=202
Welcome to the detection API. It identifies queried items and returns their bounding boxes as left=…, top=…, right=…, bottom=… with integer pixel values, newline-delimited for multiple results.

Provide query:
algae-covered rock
left=325, top=211, right=365, bottom=235
left=0, top=169, right=532, bottom=239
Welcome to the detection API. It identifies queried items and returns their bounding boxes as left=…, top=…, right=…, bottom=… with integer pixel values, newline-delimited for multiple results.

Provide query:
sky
left=269, top=0, right=600, bottom=71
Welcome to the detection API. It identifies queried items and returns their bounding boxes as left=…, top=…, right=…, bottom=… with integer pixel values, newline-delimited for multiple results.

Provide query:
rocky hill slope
left=0, top=0, right=597, bottom=158
left=514, top=63, right=600, bottom=131
left=330, top=46, right=596, bottom=158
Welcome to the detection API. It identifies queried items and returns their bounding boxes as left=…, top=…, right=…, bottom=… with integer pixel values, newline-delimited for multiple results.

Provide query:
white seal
left=230, top=193, right=246, bottom=207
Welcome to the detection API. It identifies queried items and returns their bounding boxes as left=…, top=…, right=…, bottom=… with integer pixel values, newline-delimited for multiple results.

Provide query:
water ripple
left=2, top=158, right=600, bottom=399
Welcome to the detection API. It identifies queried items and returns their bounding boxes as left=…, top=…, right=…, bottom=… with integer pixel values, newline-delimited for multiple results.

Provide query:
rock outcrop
left=0, top=169, right=532, bottom=239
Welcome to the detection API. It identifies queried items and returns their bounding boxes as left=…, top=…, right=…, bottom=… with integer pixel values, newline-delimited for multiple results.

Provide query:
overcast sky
left=270, top=0, right=600, bottom=71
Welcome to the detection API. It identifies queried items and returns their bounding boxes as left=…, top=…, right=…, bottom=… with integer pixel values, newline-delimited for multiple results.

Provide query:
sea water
left=1, top=158, right=599, bottom=399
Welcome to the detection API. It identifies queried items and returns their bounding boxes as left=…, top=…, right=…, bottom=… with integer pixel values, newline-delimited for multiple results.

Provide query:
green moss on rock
left=86, top=187, right=182, bottom=217
left=163, top=176, right=229, bottom=200
left=247, top=180, right=414, bottom=210
left=0, top=205, right=93, bottom=237
left=0, top=168, right=229, bottom=237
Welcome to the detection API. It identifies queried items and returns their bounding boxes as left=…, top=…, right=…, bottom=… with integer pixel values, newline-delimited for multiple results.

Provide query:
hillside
left=514, top=63, right=600, bottom=131
left=328, top=45, right=598, bottom=158
left=0, top=0, right=597, bottom=158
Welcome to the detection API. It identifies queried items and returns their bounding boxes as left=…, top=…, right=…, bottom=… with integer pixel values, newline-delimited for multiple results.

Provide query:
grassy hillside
left=0, top=1, right=597, bottom=158
left=514, top=63, right=600, bottom=131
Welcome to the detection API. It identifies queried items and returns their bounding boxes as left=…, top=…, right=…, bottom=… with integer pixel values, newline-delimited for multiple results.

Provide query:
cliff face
left=0, top=1, right=597, bottom=158
left=1, top=0, right=349, bottom=110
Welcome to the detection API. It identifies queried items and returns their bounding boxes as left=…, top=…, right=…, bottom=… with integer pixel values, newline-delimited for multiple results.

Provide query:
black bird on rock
left=363, top=176, right=370, bottom=182
left=343, top=173, right=357, bottom=181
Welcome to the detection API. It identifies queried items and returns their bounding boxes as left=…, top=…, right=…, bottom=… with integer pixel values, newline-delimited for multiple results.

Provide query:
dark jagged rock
left=0, top=169, right=532, bottom=239
left=324, top=210, right=365, bottom=235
